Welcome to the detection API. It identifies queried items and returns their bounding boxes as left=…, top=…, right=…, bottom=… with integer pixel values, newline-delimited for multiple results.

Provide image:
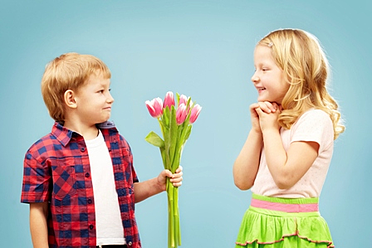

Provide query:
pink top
left=251, top=109, right=334, bottom=198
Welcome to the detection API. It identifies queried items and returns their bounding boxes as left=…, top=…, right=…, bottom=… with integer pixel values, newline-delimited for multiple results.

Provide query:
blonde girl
left=233, top=29, right=344, bottom=247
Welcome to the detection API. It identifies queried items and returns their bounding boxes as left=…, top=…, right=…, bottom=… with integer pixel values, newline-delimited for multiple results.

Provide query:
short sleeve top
left=251, top=109, right=334, bottom=198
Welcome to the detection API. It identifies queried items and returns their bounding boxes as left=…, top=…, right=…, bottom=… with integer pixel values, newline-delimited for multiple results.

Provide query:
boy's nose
left=108, top=93, right=114, bottom=103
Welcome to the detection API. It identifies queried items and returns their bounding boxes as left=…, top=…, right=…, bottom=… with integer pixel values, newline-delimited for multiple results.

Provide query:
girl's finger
left=257, top=102, right=272, bottom=113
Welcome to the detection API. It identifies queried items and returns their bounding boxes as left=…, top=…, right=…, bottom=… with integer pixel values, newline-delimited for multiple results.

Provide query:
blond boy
left=21, top=53, right=182, bottom=248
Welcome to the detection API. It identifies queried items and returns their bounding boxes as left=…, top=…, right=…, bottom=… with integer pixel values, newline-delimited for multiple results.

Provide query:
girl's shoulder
left=301, top=108, right=329, bottom=117
left=297, top=108, right=332, bottom=126
left=291, top=108, right=334, bottom=148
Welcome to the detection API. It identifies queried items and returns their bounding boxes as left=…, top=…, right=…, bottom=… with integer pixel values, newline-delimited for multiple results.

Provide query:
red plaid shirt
left=21, top=121, right=141, bottom=248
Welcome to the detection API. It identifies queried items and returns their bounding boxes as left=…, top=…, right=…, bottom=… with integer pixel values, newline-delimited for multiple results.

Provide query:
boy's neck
left=63, top=119, right=99, bottom=140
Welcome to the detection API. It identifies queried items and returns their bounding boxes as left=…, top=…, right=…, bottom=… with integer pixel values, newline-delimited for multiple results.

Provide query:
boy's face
left=74, top=74, right=114, bottom=126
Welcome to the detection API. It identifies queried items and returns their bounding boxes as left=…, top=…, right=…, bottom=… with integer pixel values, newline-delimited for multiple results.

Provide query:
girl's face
left=251, top=45, right=289, bottom=104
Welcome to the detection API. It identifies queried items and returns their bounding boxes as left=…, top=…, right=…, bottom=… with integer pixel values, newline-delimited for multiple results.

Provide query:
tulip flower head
left=145, top=97, right=163, bottom=118
left=176, top=103, right=188, bottom=125
left=163, top=91, right=175, bottom=110
left=190, top=104, right=202, bottom=124
left=178, top=94, right=188, bottom=106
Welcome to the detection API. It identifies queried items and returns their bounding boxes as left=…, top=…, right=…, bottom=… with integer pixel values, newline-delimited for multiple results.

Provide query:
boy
left=21, top=53, right=183, bottom=248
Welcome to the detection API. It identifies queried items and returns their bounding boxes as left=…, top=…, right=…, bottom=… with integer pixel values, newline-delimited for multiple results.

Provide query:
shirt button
left=85, top=173, right=90, bottom=178
left=89, top=224, right=94, bottom=230
left=81, top=147, right=86, bottom=152
left=127, top=241, right=133, bottom=246
left=87, top=199, right=92, bottom=204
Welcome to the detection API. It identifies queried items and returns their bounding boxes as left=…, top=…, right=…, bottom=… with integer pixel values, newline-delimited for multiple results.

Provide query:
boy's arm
left=134, top=167, right=183, bottom=203
left=30, top=202, right=49, bottom=248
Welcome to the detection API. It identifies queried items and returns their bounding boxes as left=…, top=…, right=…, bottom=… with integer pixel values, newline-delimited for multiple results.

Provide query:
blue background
left=1, top=1, right=371, bottom=247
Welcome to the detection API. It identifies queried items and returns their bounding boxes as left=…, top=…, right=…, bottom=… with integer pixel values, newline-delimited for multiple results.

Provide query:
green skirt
left=235, top=194, right=334, bottom=248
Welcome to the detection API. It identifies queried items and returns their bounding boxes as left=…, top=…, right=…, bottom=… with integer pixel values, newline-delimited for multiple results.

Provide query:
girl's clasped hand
left=251, top=101, right=281, bottom=133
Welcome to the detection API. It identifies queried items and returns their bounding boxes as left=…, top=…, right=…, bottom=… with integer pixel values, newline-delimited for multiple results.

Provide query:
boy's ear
left=64, top=89, right=78, bottom=109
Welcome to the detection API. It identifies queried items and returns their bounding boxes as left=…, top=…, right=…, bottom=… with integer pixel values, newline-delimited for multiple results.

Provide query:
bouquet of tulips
left=145, top=91, right=201, bottom=248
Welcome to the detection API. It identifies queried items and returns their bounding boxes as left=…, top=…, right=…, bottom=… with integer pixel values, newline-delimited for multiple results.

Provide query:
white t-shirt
left=251, top=109, right=334, bottom=198
left=85, top=130, right=126, bottom=246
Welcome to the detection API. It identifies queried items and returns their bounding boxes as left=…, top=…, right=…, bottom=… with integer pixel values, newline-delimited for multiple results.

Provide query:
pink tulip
left=189, top=104, right=202, bottom=124
left=178, top=94, right=188, bottom=106
left=145, top=97, right=163, bottom=118
left=179, top=94, right=193, bottom=113
left=163, top=91, right=175, bottom=109
left=176, top=103, right=188, bottom=125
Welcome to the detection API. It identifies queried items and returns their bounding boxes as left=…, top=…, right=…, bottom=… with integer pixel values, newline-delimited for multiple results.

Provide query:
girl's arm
left=134, top=167, right=182, bottom=203
left=233, top=102, right=276, bottom=190
left=30, top=202, right=49, bottom=248
left=256, top=106, right=319, bottom=189
left=233, top=129, right=262, bottom=190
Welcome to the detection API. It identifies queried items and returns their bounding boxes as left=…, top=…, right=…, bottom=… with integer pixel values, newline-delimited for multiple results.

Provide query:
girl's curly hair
left=258, top=29, right=344, bottom=139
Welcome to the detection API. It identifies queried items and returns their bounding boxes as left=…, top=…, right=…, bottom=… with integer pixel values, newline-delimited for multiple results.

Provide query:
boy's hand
left=157, top=166, right=183, bottom=191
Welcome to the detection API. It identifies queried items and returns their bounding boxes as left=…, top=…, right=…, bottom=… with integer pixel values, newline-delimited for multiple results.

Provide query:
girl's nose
left=251, top=72, right=259, bottom=83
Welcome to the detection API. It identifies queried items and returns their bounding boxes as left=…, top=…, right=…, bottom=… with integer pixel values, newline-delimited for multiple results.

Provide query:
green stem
left=174, top=186, right=181, bottom=246
left=166, top=178, right=182, bottom=248
left=167, top=180, right=175, bottom=247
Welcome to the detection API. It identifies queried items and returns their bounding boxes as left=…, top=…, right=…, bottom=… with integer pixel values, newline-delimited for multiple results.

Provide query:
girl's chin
left=257, top=97, right=282, bottom=104
left=257, top=97, right=271, bottom=102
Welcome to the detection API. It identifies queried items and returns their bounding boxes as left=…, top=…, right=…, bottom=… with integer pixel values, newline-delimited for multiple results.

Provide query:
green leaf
left=162, top=106, right=170, bottom=127
left=145, top=131, right=165, bottom=148
left=184, top=125, right=192, bottom=141
left=169, top=106, right=179, bottom=168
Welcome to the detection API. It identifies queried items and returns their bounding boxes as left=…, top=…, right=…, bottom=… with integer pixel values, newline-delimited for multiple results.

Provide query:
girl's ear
left=64, top=89, right=78, bottom=109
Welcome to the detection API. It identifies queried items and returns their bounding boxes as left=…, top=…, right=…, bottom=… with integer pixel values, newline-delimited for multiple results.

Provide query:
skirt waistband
left=251, top=194, right=319, bottom=213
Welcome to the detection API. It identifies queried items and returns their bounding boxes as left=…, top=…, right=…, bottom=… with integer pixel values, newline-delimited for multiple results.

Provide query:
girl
left=233, top=29, right=344, bottom=248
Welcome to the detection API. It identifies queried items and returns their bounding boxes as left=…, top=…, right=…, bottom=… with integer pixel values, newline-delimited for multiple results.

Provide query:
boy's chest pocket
left=51, top=157, right=79, bottom=200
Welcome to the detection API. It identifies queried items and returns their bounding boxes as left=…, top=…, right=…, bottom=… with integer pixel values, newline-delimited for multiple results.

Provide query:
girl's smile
left=252, top=45, right=289, bottom=104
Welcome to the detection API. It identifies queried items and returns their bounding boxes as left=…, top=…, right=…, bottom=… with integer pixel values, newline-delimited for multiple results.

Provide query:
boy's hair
left=41, top=52, right=111, bottom=123
left=258, top=29, right=344, bottom=139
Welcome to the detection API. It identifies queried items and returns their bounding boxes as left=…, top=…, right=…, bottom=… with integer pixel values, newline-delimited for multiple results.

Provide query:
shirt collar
left=51, top=121, right=118, bottom=146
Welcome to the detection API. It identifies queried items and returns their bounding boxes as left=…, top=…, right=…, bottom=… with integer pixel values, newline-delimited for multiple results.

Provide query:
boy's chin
left=96, top=117, right=111, bottom=124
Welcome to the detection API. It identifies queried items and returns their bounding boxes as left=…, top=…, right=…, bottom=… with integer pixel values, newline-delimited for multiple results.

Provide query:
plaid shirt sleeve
left=21, top=137, right=53, bottom=203
left=121, top=136, right=139, bottom=183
